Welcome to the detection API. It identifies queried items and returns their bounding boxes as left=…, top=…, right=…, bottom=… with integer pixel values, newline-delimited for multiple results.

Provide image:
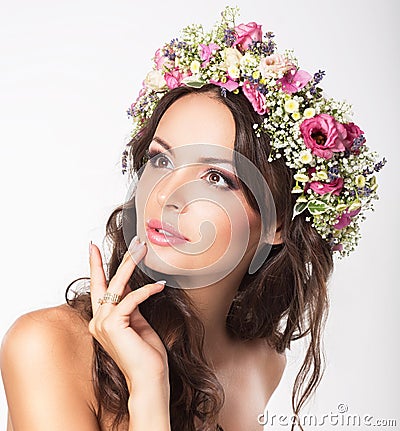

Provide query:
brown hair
left=66, top=84, right=333, bottom=430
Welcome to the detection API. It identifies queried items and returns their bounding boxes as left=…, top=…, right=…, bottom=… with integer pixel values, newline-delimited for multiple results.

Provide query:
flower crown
left=122, top=6, right=386, bottom=257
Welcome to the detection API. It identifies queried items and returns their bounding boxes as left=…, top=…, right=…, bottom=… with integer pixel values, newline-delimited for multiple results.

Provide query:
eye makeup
left=145, top=146, right=239, bottom=191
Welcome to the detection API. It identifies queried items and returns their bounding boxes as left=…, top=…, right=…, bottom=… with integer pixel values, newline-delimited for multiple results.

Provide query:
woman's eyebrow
left=198, top=156, right=233, bottom=166
left=152, top=136, right=233, bottom=166
left=152, top=136, right=175, bottom=156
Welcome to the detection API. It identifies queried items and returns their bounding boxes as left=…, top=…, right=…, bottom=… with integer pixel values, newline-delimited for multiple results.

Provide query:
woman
left=0, top=7, right=385, bottom=431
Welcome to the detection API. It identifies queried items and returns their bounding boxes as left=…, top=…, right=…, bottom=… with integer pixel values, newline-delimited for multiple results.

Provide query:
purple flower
left=332, top=243, right=344, bottom=251
left=334, top=207, right=361, bottom=230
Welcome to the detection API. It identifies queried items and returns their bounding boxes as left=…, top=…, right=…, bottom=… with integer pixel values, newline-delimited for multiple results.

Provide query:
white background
left=0, top=0, right=399, bottom=428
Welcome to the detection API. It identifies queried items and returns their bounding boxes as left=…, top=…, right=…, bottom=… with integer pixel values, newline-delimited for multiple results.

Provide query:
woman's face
left=135, top=93, right=263, bottom=287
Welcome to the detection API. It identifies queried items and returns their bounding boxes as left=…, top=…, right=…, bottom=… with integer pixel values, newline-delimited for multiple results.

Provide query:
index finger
left=89, top=241, right=108, bottom=314
left=106, top=236, right=147, bottom=296
left=90, top=236, right=147, bottom=314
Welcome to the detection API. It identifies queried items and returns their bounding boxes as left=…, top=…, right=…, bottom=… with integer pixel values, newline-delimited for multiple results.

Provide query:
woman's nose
left=156, top=167, right=191, bottom=211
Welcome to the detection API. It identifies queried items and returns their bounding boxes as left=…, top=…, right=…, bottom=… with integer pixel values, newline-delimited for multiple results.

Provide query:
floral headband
left=122, top=6, right=386, bottom=256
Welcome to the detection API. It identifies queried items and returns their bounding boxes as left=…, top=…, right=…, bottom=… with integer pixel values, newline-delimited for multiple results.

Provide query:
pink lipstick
left=145, top=218, right=189, bottom=246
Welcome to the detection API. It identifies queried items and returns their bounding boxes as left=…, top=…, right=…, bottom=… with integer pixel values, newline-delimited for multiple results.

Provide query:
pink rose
left=300, top=113, right=347, bottom=159
left=210, top=78, right=239, bottom=92
left=277, top=68, right=312, bottom=94
left=342, top=122, right=364, bottom=150
left=334, top=207, right=361, bottom=230
left=232, top=22, right=263, bottom=50
left=164, top=68, right=185, bottom=89
left=200, top=43, right=220, bottom=66
left=308, top=177, right=344, bottom=196
left=242, top=80, right=267, bottom=115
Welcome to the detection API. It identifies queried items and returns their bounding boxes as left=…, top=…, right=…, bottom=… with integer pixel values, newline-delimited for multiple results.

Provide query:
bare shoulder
left=1, top=303, right=94, bottom=389
left=258, top=338, right=287, bottom=387
left=1, top=304, right=99, bottom=430
left=1, top=303, right=91, bottom=358
left=241, top=338, right=287, bottom=394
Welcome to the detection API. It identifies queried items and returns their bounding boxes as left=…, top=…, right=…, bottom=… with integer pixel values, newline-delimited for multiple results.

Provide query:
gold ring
left=97, top=292, right=122, bottom=305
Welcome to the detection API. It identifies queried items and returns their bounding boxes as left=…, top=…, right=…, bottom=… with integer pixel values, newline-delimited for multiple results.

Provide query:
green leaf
left=292, top=201, right=308, bottom=220
left=308, top=200, right=330, bottom=215
left=182, top=80, right=206, bottom=88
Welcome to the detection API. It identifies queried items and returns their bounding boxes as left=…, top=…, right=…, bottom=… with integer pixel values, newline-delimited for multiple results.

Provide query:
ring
left=97, top=292, right=122, bottom=305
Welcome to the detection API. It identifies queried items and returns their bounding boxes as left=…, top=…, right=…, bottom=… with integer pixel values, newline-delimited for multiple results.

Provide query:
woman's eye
left=203, top=170, right=234, bottom=190
left=148, top=150, right=172, bottom=169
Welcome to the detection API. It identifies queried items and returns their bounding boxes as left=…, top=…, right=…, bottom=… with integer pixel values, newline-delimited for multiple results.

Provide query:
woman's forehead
left=154, top=93, right=235, bottom=150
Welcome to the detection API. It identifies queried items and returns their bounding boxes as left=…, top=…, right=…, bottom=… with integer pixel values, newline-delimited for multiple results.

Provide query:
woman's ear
left=272, top=223, right=283, bottom=245
left=248, top=220, right=284, bottom=275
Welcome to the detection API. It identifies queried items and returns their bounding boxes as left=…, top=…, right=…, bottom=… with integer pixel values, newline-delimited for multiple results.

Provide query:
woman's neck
left=181, top=263, right=248, bottom=367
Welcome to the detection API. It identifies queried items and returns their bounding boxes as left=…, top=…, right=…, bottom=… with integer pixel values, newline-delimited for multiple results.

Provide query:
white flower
left=144, top=70, right=167, bottom=91
left=298, top=149, right=313, bottom=164
left=222, top=47, right=242, bottom=69
left=259, top=53, right=292, bottom=78
left=296, top=195, right=308, bottom=203
left=294, top=173, right=309, bottom=182
left=303, top=107, right=315, bottom=119
left=292, top=185, right=304, bottom=193
left=349, top=200, right=362, bottom=211
left=316, top=170, right=328, bottom=180
left=228, top=65, right=240, bottom=79
left=284, top=99, right=299, bottom=113
left=190, top=60, right=201, bottom=74
left=239, top=52, right=258, bottom=69
left=355, top=175, right=366, bottom=188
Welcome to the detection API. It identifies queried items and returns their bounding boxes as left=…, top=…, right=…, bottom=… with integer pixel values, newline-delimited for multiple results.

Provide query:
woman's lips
left=145, top=218, right=189, bottom=246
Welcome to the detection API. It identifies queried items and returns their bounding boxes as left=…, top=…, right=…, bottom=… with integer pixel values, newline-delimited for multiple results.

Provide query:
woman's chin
left=142, top=251, right=188, bottom=276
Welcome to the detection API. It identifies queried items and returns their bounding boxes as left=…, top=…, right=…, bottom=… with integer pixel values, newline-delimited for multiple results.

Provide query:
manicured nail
left=155, top=280, right=167, bottom=285
left=128, top=235, right=143, bottom=253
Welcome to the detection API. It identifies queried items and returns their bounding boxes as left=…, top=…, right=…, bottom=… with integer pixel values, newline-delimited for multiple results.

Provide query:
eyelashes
left=145, top=148, right=239, bottom=191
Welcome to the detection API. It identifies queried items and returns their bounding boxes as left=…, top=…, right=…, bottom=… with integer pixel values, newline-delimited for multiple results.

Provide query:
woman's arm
left=128, top=374, right=171, bottom=430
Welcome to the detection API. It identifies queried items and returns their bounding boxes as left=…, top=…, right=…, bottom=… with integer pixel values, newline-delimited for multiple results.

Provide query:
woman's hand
left=88, top=236, right=169, bottom=392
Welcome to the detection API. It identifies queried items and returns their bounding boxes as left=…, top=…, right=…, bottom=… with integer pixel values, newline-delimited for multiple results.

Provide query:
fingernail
left=155, top=280, right=167, bottom=285
left=128, top=235, right=144, bottom=253
left=89, top=240, right=92, bottom=257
